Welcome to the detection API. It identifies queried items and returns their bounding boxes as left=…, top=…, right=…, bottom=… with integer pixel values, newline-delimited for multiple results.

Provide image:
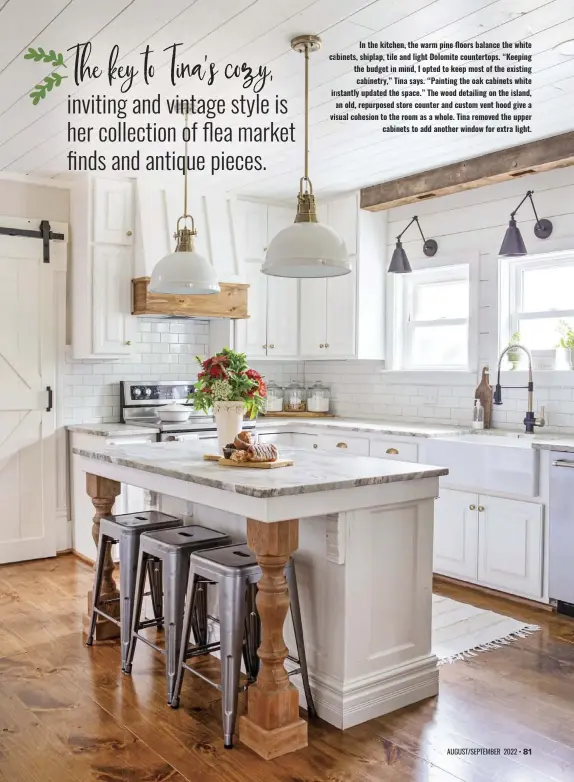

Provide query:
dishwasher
left=549, top=451, right=574, bottom=616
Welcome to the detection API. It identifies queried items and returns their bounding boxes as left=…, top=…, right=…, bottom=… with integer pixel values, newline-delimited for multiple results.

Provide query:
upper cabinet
left=71, top=176, right=137, bottom=360
left=236, top=202, right=299, bottom=358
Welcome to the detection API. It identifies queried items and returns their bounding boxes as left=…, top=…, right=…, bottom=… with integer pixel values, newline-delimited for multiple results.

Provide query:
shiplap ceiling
left=0, top=0, right=573, bottom=199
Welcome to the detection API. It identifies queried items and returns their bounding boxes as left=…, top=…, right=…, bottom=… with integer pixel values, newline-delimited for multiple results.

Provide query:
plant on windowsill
left=507, top=331, right=521, bottom=370
left=556, top=321, right=574, bottom=370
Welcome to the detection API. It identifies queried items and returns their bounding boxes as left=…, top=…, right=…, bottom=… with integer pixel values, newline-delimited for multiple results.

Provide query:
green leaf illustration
left=28, top=72, right=67, bottom=104
left=23, top=46, right=67, bottom=68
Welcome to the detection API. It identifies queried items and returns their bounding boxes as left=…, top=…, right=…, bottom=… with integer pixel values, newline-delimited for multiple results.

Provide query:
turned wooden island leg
left=82, top=473, right=121, bottom=641
left=239, top=518, right=307, bottom=760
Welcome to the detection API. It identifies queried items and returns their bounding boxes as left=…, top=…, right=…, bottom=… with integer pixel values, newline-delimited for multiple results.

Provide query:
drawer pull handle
left=469, top=504, right=476, bottom=511
left=386, top=448, right=399, bottom=455
left=336, top=442, right=348, bottom=449
left=553, top=460, right=574, bottom=468
left=478, top=505, right=485, bottom=512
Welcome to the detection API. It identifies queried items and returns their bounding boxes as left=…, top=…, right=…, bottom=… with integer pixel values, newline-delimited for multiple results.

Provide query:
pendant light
left=499, top=190, right=553, bottom=257
left=388, top=216, right=438, bottom=274
left=262, top=35, right=350, bottom=279
left=149, top=112, right=220, bottom=295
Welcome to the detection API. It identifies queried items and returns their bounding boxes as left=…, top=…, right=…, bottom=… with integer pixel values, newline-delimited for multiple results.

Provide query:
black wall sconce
left=388, top=215, right=438, bottom=273
left=499, top=190, right=553, bottom=257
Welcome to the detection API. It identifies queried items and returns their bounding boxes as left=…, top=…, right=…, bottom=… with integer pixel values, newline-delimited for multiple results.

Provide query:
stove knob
left=133, top=387, right=142, bottom=398
left=144, top=387, right=152, bottom=397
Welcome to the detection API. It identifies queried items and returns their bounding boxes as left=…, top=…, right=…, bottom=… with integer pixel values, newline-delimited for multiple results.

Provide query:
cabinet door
left=326, top=194, right=357, bottom=255
left=239, top=201, right=268, bottom=259
left=433, top=489, right=479, bottom=580
left=242, top=258, right=268, bottom=358
left=266, top=276, right=298, bottom=357
left=93, top=178, right=134, bottom=245
left=325, top=267, right=356, bottom=358
left=300, top=278, right=327, bottom=356
left=92, top=245, right=136, bottom=355
left=477, top=496, right=543, bottom=599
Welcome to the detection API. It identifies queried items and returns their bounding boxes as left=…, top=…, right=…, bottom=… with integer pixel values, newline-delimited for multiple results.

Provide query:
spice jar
left=265, top=381, right=284, bottom=413
left=283, top=381, right=307, bottom=413
left=307, top=381, right=331, bottom=413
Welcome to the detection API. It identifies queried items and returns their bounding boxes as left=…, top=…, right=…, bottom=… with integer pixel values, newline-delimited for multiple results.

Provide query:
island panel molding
left=132, top=277, right=249, bottom=319
left=84, top=473, right=121, bottom=641
left=239, top=517, right=308, bottom=760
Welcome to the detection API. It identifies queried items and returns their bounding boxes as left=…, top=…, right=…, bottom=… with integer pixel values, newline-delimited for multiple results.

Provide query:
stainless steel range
left=120, top=380, right=256, bottom=442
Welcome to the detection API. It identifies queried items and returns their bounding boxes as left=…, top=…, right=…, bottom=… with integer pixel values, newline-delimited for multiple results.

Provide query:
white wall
left=0, top=178, right=69, bottom=222
left=306, top=166, right=574, bottom=434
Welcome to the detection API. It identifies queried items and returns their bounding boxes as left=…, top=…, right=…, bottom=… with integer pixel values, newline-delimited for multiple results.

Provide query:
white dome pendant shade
left=262, top=35, right=350, bottom=280
left=149, top=110, right=220, bottom=295
left=150, top=216, right=220, bottom=295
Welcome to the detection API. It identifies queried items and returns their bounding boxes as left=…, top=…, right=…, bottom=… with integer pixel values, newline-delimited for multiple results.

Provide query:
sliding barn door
left=0, top=230, right=60, bottom=563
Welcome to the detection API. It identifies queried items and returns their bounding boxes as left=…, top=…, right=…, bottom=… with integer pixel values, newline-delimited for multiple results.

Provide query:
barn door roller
left=0, top=220, right=64, bottom=263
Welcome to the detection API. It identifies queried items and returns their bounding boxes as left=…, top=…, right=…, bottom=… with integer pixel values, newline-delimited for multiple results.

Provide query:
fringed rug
left=432, top=594, right=540, bottom=665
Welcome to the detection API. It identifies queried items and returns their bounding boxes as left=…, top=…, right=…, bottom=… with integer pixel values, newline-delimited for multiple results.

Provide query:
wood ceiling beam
left=360, top=132, right=574, bottom=212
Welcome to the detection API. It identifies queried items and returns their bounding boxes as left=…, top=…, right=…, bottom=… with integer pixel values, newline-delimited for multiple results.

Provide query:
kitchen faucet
left=493, top=344, right=545, bottom=434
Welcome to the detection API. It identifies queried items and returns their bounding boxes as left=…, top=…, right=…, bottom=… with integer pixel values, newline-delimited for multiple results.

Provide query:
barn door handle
left=46, top=386, right=53, bottom=412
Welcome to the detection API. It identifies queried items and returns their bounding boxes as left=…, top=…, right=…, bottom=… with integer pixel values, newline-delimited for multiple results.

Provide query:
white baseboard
left=291, top=654, right=439, bottom=729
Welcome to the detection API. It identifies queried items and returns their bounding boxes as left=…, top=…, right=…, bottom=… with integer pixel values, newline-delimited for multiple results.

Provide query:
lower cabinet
left=434, top=488, right=544, bottom=600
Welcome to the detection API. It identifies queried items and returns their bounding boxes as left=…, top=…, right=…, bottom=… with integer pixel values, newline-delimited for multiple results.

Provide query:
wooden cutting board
left=203, top=454, right=293, bottom=469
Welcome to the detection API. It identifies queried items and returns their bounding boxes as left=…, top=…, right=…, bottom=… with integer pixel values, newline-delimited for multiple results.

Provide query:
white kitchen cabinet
left=433, top=487, right=544, bottom=599
left=369, top=439, right=418, bottom=462
left=236, top=203, right=298, bottom=358
left=317, top=433, right=370, bottom=456
left=71, top=176, right=136, bottom=359
left=300, top=278, right=328, bottom=357
left=478, top=496, right=543, bottom=599
left=433, top=489, right=479, bottom=580
left=93, top=178, right=134, bottom=245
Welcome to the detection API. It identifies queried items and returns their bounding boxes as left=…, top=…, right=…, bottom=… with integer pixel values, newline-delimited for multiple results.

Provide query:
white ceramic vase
left=213, top=400, right=246, bottom=454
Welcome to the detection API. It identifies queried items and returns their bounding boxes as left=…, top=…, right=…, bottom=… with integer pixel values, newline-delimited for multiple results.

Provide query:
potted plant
left=556, top=320, right=574, bottom=370
left=189, top=348, right=267, bottom=453
left=507, top=332, right=521, bottom=370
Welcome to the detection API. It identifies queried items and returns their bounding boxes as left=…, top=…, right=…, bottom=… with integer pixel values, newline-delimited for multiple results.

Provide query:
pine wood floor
left=1, top=554, right=574, bottom=781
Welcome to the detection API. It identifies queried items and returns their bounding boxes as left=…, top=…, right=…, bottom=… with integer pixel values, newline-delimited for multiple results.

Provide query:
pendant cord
left=184, top=111, right=189, bottom=217
left=304, top=44, right=309, bottom=185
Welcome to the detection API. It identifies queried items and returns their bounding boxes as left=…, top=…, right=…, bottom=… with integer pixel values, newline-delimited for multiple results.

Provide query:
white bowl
left=157, top=404, right=191, bottom=423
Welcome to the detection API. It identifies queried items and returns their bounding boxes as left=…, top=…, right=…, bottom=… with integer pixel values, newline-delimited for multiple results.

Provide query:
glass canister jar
left=283, top=380, right=307, bottom=413
left=307, top=381, right=331, bottom=413
left=265, top=380, right=284, bottom=413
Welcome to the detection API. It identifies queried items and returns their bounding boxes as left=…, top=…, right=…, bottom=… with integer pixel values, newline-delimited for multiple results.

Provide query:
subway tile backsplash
left=63, top=318, right=210, bottom=425
left=64, top=331, right=574, bottom=435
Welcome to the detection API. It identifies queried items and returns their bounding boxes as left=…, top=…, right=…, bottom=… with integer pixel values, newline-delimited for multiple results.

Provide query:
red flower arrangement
left=188, top=348, right=267, bottom=418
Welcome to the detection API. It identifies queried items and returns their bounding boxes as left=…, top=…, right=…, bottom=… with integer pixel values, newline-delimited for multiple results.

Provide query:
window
left=507, top=253, right=574, bottom=351
left=400, top=265, right=471, bottom=370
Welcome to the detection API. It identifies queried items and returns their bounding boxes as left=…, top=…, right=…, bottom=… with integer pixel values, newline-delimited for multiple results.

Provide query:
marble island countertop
left=532, top=436, right=574, bottom=453
left=73, top=439, right=448, bottom=499
left=68, top=417, right=470, bottom=439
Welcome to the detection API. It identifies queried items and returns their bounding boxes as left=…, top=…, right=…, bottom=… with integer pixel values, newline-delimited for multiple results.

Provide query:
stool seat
left=101, top=510, right=180, bottom=532
left=191, top=543, right=259, bottom=576
left=141, top=525, right=230, bottom=553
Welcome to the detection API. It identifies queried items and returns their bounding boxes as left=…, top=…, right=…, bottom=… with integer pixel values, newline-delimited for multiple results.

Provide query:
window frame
left=389, top=258, right=477, bottom=373
left=505, top=252, right=574, bottom=352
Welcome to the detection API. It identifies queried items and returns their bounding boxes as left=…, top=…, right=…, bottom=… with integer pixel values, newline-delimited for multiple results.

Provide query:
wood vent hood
left=132, top=277, right=249, bottom=319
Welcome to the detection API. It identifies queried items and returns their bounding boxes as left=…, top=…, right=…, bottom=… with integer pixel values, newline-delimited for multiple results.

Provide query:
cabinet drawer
left=317, top=433, right=369, bottom=455
left=370, top=439, right=418, bottom=462
left=257, top=432, right=293, bottom=447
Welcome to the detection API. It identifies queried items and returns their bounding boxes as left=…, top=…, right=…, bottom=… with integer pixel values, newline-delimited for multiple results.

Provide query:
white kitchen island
left=74, top=439, right=447, bottom=760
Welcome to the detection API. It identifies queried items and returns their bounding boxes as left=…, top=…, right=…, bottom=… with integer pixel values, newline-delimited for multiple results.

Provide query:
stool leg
left=147, top=558, right=164, bottom=629
left=220, top=576, right=248, bottom=749
left=118, top=532, right=139, bottom=673
left=243, top=582, right=260, bottom=681
left=124, top=550, right=149, bottom=674
left=86, top=532, right=109, bottom=646
left=171, top=566, right=199, bottom=710
left=191, top=577, right=208, bottom=646
left=285, top=561, right=317, bottom=720
left=164, top=551, right=190, bottom=704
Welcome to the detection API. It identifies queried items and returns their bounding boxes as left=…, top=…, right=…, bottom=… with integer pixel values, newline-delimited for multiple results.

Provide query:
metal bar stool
left=125, top=525, right=231, bottom=703
left=86, top=510, right=182, bottom=671
left=171, top=543, right=316, bottom=749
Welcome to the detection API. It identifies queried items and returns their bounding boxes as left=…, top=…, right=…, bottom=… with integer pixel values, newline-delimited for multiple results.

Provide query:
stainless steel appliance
left=549, top=451, right=574, bottom=616
left=120, top=380, right=256, bottom=442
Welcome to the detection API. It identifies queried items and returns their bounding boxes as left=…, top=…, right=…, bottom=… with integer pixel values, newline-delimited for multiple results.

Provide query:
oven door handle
left=552, top=459, right=574, bottom=468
